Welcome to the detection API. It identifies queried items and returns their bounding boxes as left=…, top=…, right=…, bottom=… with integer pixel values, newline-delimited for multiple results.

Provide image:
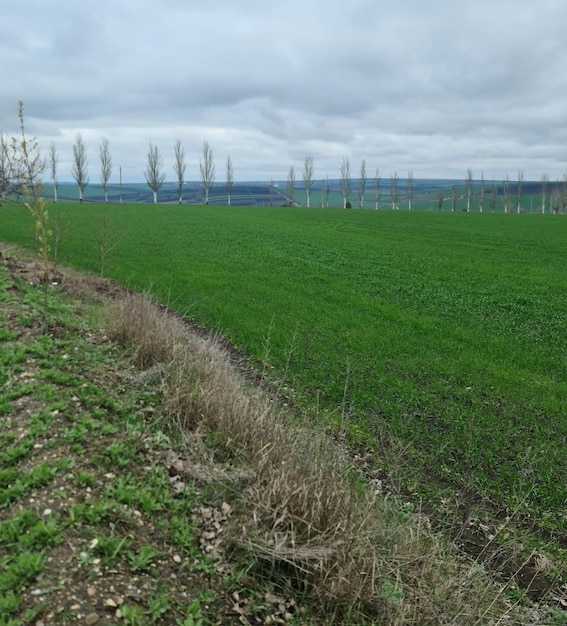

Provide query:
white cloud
left=2, top=0, right=567, bottom=182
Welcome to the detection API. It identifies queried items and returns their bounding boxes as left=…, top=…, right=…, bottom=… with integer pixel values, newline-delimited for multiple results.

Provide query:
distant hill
left=42, top=178, right=558, bottom=211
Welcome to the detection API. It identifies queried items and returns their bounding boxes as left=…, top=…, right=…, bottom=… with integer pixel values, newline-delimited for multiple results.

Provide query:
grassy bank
left=2, top=202, right=567, bottom=536
left=4, top=250, right=555, bottom=623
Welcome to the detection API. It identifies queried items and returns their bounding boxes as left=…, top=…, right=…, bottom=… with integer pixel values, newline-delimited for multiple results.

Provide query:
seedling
left=127, top=544, right=161, bottom=573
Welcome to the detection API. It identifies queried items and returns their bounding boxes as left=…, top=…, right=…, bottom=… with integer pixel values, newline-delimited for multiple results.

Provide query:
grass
left=1, top=256, right=307, bottom=625
left=3, top=246, right=560, bottom=623
left=2, top=201, right=567, bottom=534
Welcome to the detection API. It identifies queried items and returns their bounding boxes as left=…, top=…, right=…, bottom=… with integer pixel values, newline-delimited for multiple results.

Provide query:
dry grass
left=108, top=292, right=186, bottom=366
left=107, top=290, right=534, bottom=624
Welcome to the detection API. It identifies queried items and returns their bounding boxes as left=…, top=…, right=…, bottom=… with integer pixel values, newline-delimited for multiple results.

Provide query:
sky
left=2, top=0, right=567, bottom=184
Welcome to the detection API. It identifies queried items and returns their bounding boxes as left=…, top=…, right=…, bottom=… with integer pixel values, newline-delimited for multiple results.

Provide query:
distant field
left=40, top=178, right=553, bottom=211
left=2, top=202, right=567, bottom=533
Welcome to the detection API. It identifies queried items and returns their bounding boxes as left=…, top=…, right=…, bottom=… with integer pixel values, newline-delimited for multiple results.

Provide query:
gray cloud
left=2, top=0, right=567, bottom=182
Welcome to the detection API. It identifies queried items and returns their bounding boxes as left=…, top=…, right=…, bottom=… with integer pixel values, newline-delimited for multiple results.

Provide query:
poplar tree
left=390, top=172, right=399, bottom=210
left=541, top=173, right=549, bottom=214
left=374, top=169, right=381, bottom=209
left=71, top=132, right=89, bottom=203
left=407, top=169, right=414, bottom=211
left=358, top=160, right=367, bottom=209
left=477, top=172, right=485, bottom=213
left=516, top=170, right=524, bottom=213
left=144, top=142, right=165, bottom=204
left=226, top=155, right=234, bottom=206
left=465, top=168, right=473, bottom=212
left=302, top=156, right=314, bottom=208
left=340, top=157, right=350, bottom=208
left=200, top=140, right=215, bottom=205
left=286, top=166, right=295, bottom=206
left=98, top=138, right=112, bottom=203
left=48, top=141, right=58, bottom=203
left=173, top=140, right=186, bottom=205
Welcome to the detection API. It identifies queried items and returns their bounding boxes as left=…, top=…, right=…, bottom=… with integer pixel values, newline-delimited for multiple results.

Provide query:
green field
left=2, top=202, right=567, bottom=534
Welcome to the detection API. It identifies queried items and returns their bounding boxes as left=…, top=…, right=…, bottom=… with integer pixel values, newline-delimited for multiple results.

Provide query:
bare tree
left=551, top=186, right=562, bottom=214
left=390, top=172, right=399, bottom=210
left=71, top=132, right=89, bottom=203
left=437, top=188, right=444, bottom=211
left=15, top=102, right=51, bottom=324
left=358, top=160, right=367, bottom=209
left=541, top=173, right=549, bottom=214
left=407, top=169, right=414, bottom=211
left=322, top=177, right=330, bottom=208
left=489, top=183, right=497, bottom=213
left=98, top=138, right=112, bottom=203
left=563, top=172, right=567, bottom=212
left=302, top=156, right=314, bottom=208
left=286, top=166, right=295, bottom=206
left=502, top=175, right=510, bottom=213
left=516, top=170, right=524, bottom=213
left=0, top=132, right=11, bottom=197
left=173, top=140, right=186, bottom=205
left=451, top=184, right=457, bottom=212
left=200, top=139, right=215, bottom=205
left=48, top=141, right=58, bottom=203
left=340, top=157, right=350, bottom=208
left=95, top=209, right=121, bottom=277
left=374, top=169, right=381, bottom=209
left=144, top=142, right=165, bottom=204
left=226, top=155, right=234, bottom=206
left=465, top=168, right=473, bottom=212
left=477, top=171, right=485, bottom=213
left=0, top=130, right=24, bottom=199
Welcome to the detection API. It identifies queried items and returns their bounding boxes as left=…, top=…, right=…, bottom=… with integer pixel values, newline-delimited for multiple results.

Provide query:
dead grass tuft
left=106, top=290, right=528, bottom=624
left=108, top=292, right=185, bottom=366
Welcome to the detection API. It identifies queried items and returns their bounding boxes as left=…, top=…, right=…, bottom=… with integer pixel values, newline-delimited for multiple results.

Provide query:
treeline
left=2, top=104, right=567, bottom=212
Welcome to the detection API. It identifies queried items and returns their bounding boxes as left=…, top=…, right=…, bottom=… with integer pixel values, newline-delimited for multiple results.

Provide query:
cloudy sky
left=2, top=0, right=567, bottom=183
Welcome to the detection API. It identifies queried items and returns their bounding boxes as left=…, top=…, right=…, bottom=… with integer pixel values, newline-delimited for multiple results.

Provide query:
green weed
left=119, top=603, right=145, bottom=625
left=147, top=591, right=171, bottom=623
left=127, top=544, right=161, bottom=572
left=0, top=552, right=45, bottom=592
left=92, top=532, right=131, bottom=563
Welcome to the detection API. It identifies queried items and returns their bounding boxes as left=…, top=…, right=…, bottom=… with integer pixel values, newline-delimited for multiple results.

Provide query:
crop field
left=2, top=202, right=567, bottom=538
left=43, top=181, right=292, bottom=206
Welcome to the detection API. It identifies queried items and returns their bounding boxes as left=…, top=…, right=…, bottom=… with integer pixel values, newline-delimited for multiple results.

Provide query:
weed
left=146, top=590, right=171, bottom=622
left=118, top=603, right=145, bottom=625
left=177, top=598, right=205, bottom=626
left=74, top=470, right=95, bottom=488
left=95, top=209, right=122, bottom=277
left=127, top=544, right=161, bottom=572
left=0, top=552, right=45, bottom=592
left=0, top=468, right=18, bottom=489
left=163, top=515, right=198, bottom=554
left=106, top=474, right=164, bottom=515
left=0, top=591, right=21, bottom=615
left=67, top=500, right=117, bottom=526
left=0, top=440, right=33, bottom=465
left=103, top=440, right=139, bottom=468
left=92, top=532, right=130, bottom=563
